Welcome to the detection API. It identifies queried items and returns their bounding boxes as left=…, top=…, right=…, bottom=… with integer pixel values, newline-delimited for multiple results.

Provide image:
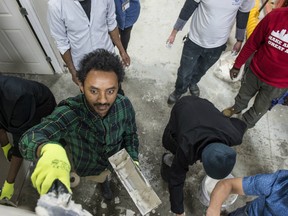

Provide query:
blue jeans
left=228, top=205, right=248, bottom=216
left=175, top=38, right=226, bottom=94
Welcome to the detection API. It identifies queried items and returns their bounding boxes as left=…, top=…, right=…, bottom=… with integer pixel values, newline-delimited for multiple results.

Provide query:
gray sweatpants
left=234, top=66, right=287, bottom=128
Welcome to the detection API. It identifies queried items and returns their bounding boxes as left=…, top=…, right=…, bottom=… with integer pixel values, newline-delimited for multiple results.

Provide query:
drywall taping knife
left=35, top=179, right=92, bottom=216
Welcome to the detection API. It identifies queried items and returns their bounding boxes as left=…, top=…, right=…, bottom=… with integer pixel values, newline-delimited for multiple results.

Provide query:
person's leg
left=0, top=129, right=12, bottom=160
left=119, top=26, right=133, bottom=51
left=161, top=125, right=177, bottom=182
left=6, top=156, right=23, bottom=183
left=84, top=170, right=112, bottom=200
left=242, top=83, right=288, bottom=128
left=233, top=68, right=260, bottom=112
left=174, top=39, right=202, bottom=95
left=175, top=39, right=202, bottom=95
left=223, top=64, right=262, bottom=117
left=190, top=43, right=226, bottom=85
left=223, top=66, right=261, bottom=118
left=168, top=39, right=202, bottom=104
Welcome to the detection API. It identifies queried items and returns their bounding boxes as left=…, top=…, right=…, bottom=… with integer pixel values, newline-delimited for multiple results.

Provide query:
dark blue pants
left=175, top=38, right=226, bottom=94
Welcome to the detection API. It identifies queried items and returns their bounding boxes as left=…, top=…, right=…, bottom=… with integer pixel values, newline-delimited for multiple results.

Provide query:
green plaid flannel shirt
left=19, top=94, right=139, bottom=176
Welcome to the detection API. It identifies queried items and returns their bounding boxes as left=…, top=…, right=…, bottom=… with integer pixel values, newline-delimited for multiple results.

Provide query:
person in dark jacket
left=0, top=75, right=56, bottom=201
left=161, top=96, right=247, bottom=216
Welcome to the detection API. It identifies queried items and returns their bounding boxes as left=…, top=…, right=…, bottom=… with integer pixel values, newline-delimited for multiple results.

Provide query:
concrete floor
left=1, top=0, right=288, bottom=215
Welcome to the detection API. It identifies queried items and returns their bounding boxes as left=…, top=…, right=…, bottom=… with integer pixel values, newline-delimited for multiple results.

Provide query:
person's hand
left=232, top=41, right=243, bottom=54
left=229, top=67, right=240, bottom=80
left=120, top=51, right=130, bottom=67
left=1, top=143, right=12, bottom=161
left=176, top=213, right=185, bottom=216
left=32, top=144, right=71, bottom=195
left=167, top=33, right=177, bottom=46
left=69, top=68, right=80, bottom=86
left=167, top=29, right=178, bottom=45
left=0, top=181, right=14, bottom=200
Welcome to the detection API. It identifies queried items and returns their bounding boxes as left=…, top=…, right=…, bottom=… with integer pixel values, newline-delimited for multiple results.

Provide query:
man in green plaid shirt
left=19, top=49, right=139, bottom=200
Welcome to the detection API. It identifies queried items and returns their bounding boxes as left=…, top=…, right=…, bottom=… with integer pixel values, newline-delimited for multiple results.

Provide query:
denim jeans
left=175, top=38, right=226, bottom=94
left=228, top=205, right=248, bottom=216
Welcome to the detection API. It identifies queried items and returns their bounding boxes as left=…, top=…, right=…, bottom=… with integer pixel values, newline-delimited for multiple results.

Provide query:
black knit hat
left=201, top=143, right=236, bottom=179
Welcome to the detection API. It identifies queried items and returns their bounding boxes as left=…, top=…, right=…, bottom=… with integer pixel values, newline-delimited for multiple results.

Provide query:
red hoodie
left=234, top=7, right=288, bottom=88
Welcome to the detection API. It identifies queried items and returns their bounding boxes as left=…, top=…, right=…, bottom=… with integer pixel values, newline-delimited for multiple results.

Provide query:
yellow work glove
left=2, top=143, right=12, bottom=161
left=31, top=144, right=72, bottom=195
left=0, top=181, right=14, bottom=200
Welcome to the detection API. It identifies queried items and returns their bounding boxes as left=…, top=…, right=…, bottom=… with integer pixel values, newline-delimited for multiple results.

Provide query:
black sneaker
left=100, top=178, right=113, bottom=201
left=189, top=84, right=200, bottom=97
left=167, top=91, right=182, bottom=105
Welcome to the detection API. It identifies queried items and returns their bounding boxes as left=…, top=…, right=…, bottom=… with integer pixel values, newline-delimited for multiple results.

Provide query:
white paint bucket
left=198, top=174, right=238, bottom=207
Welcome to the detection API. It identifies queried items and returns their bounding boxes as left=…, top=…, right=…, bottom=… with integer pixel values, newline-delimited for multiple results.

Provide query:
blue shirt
left=114, top=0, right=140, bottom=30
left=243, top=170, right=288, bottom=216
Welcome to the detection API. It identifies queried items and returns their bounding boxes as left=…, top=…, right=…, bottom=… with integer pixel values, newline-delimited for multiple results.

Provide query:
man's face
left=80, top=70, right=119, bottom=117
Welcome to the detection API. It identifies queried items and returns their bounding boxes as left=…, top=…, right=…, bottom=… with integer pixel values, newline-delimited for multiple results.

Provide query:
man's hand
left=232, top=41, right=243, bottom=54
left=229, top=67, right=240, bottom=80
left=32, top=144, right=71, bottom=195
left=69, top=68, right=80, bottom=86
left=120, top=51, right=130, bottom=67
left=167, top=29, right=178, bottom=45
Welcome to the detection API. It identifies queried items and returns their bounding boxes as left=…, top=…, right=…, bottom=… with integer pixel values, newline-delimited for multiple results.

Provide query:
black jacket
left=0, top=75, right=55, bottom=136
left=163, top=96, right=247, bottom=214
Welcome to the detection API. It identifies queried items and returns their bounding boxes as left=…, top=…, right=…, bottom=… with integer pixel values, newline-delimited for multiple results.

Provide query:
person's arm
left=47, top=2, right=78, bottom=85
left=232, top=10, right=250, bottom=53
left=206, top=178, right=244, bottom=216
left=122, top=99, right=139, bottom=162
left=19, top=106, right=77, bottom=161
left=109, top=27, right=130, bottom=66
left=61, top=50, right=79, bottom=85
left=107, top=0, right=130, bottom=66
left=169, top=148, right=189, bottom=215
left=167, top=0, right=199, bottom=44
left=232, top=10, right=269, bottom=70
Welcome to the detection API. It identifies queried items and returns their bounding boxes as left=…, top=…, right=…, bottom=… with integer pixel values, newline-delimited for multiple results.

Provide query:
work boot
left=167, top=91, right=182, bottom=105
left=100, top=177, right=113, bottom=201
left=222, top=106, right=240, bottom=117
left=189, top=84, right=200, bottom=97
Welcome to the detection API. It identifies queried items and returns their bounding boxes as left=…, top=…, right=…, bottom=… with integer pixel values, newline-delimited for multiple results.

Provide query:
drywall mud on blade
left=109, top=149, right=162, bottom=215
left=35, top=179, right=93, bottom=216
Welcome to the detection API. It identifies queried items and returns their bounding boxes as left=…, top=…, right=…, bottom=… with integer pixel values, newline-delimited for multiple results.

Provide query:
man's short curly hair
left=77, top=49, right=125, bottom=84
